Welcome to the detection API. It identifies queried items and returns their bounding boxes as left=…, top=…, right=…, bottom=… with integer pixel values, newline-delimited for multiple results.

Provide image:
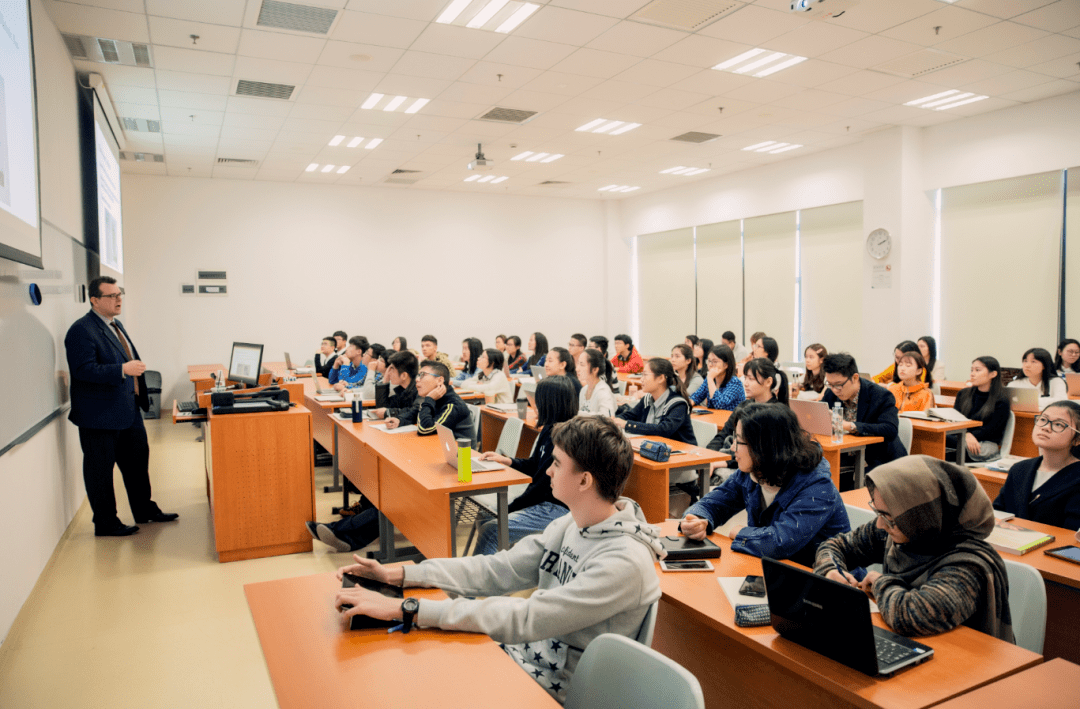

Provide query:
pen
left=830, top=554, right=847, bottom=581
left=387, top=623, right=404, bottom=634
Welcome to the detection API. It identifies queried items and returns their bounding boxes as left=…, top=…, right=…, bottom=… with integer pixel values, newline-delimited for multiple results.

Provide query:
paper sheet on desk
left=369, top=424, right=417, bottom=434
left=718, top=576, right=879, bottom=613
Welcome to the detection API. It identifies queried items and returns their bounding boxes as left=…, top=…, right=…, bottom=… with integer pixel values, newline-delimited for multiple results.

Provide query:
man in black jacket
left=821, top=353, right=905, bottom=473
left=386, top=360, right=473, bottom=443
left=314, top=336, right=337, bottom=378
left=371, top=350, right=419, bottom=420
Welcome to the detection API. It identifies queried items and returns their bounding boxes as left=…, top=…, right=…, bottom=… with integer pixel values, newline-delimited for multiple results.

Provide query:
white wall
left=0, top=0, right=88, bottom=644
left=121, top=178, right=609, bottom=404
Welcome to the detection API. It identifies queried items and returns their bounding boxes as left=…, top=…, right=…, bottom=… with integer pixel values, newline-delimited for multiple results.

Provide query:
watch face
left=402, top=598, right=420, bottom=613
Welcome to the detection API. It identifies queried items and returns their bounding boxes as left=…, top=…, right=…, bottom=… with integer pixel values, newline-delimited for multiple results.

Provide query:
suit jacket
left=993, top=457, right=1080, bottom=530
left=65, top=310, right=148, bottom=430
left=821, top=378, right=905, bottom=470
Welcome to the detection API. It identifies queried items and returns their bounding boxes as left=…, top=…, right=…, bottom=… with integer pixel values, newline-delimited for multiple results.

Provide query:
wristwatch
left=400, top=597, right=419, bottom=634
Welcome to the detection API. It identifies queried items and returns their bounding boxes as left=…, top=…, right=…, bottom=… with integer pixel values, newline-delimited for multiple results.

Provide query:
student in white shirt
left=546, top=347, right=582, bottom=395
left=1055, top=338, right=1079, bottom=376
left=466, top=348, right=513, bottom=404
left=1009, top=347, right=1067, bottom=402
left=576, top=348, right=616, bottom=417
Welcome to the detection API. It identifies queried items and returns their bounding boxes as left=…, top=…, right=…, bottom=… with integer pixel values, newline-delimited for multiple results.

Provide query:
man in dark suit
left=65, top=276, right=177, bottom=536
left=821, top=352, right=906, bottom=473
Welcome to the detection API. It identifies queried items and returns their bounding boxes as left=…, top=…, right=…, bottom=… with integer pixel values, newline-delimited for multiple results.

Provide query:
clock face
left=867, top=228, right=891, bottom=260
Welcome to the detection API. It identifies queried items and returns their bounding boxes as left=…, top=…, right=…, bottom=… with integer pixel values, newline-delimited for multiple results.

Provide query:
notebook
left=988, top=521, right=1055, bottom=555
left=899, top=408, right=969, bottom=423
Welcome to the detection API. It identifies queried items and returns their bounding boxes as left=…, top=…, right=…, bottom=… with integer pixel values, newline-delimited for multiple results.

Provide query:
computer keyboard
left=177, top=401, right=198, bottom=413
left=734, top=604, right=771, bottom=627
left=875, top=635, right=914, bottom=665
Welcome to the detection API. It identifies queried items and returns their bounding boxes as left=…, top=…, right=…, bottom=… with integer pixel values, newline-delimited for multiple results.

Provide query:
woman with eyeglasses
left=689, top=344, right=745, bottom=411
left=706, top=359, right=789, bottom=479
left=680, top=404, right=848, bottom=567
left=1055, top=338, right=1080, bottom=376
left=993, top=401, right=1080, bottom=529
left=816, top=455, right=1014, bottom=642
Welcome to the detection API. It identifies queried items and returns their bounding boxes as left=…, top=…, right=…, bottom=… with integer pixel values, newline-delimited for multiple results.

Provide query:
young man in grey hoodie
left=334, top=415, right=664, bottom=703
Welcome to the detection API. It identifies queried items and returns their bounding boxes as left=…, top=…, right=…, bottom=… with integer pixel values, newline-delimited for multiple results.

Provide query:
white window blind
left=637, top=228, right=695, bottom=356
left=743, top=212, right=796, bottom=357
left=800, top=201, right=864, bottom=363
left=1067, top=167, right=1079, bottom=339
left=696, top=220, right=743, bottom=343
left=941, top=171, right=1063, bottom=371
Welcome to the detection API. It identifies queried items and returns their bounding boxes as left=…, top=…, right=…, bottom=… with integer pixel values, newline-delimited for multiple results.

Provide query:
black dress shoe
left=135, top=511, right=180, bottom=523
left=95, top=523, right=139, bottom=537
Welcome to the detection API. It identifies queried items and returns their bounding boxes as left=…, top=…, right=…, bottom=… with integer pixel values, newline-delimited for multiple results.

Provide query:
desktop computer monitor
left=228, top=342, right=264, bottom=388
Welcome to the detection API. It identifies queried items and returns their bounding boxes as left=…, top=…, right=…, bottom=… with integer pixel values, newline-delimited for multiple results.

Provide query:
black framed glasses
left=1034, top=415, right=1079, bottom=434
left=826, top=376, right=852, bottom=391
left=867, top=500, right=897, bottom=529
left=94, top=288, right=125, bottom=299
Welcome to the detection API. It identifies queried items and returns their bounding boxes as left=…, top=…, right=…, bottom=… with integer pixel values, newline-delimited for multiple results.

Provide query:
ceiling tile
left=550, top=48, right=642, bottom=79
left=962, top=68, right=1057, bottom=95
left=456, top=62, right=545, bottom=89
left=226, top=95, right=296, bottom=117
left=585, top=21, right=687, bottom=58
left=552, top=95, right=631, bottom=117
left=612, top=59, right=700, bottom=87
left=283, top=116, right=345, bottom=134
left=1012, top=1, right=1080, bottom=32
left=999, top=77, right=1080, bottom=102
left=668, top=68, right=754, bottom=95
left=152, top=46, right=236, bottom=77
left=497, top=89, right=571, bottom=112
left=720, top=78, right=804, bottom=104
left=232, top=56, right=315, bottom=86
left=547, top=0, right=650, bottom=19
left=388, top=50, right=477, bottom=80
left=984, top=34, right=1080, bottom=69
left=859, top=79, right=951, bottom=104
left=159, top=106, right=222, bottom=124
left=293, top=85, right=366, bottom=108
left=114, top=102, right=160, bottom=120
left=697, top=5, right=810, bottom=45
left=1025, top=52, right=1080, bottom=79
left=516, top=6, right=619, bottom=46
left=767, top=87, right=853, bottom=111
left=879, top=6, right=1000, bottom=47
left=915, top=58, right=1018, bottom=88
left=343, top=0, right=446, bottom=21
left=958, top=0, right=1056, bottom=20
left=762, top=22, right=870, bottom=58
left=155, top=69, right=232, bottom=95
left=330, top=10, right=428, bottom=48
left=159, top=90, right=229, bottom=111
left=305, top=65, right=384, bottom=91
left=651, top=34, right=753, bottom=68
left=818, top=35, right=925, bottom=70
left=238, top=29, right=327, bottom=63
left=435, top=81, right=515, bottom=106
left=318, top=41, right=405, bottom=72
left=819, top=0, right=940, bottom=34
left=107, top=85, right=159, bottom=106
left=636, top=87, right=713, bottom=111
left=815, top=96, right=894, bottom=118
left=764, top=59, right=859, bottom=88
left=223, top=112, right=286, bottom=130
left=681, top=95, right=762, bottom=119
left=289, top=102, right=354, bottom=121
left=404, top=115, right=470, bottom=132
left=408, top=24, right=507, bottom=59
left=481, top=36, right=578, bottom=70
left=372, top=75, right=453, bottom=98
left=49, top=2, right=149, bottom=42
left=935, top=22, right=1049, bottom=58
left=583, top=79, right=662, bottom=104
left=521, top=71, right=605, bottom=96
left=424, top=99, right=501, bottom=119
left=146, top=0, right=246, bottom=26
left=814, top=70, right=907, bottom=97
left=148, top=16, right=242, bottom=53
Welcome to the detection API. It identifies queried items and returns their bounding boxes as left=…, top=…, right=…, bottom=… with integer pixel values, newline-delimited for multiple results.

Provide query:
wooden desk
left=939, top=381, right=968, bottom=398
left=936, top=395, right=956, bottom=408
left=651, top=520, right=1041, bottom=709
left=971, top=467, right=1008, bottom=500
left=908, top=418, right=982, bottom=463
left=478, top=406, right=727, bottom=523
left=841, top=489, right=1080, bottom=665
left=933, top=658, right=1080, bottom=709
left=245, top=571, right=559, bottom=709
left=813, top=433, right=884, bottom=489
left=1011, top=410, right=1038, bottom=458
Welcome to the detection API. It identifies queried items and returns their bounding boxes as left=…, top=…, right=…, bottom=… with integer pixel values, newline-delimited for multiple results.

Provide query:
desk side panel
left=379, top=458, right=452, bottom=559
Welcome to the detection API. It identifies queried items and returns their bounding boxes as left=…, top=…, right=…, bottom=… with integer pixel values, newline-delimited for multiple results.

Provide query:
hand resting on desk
left=478, top=452, right=512, bottom=466
left=680, top=515, right=709, bottom=540
left=385, top=417, right=400, bottom=429
left=334, top=555, right=406, bottom=623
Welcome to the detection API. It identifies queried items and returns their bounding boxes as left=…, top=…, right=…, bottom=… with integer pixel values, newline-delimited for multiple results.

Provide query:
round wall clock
left=866, top=228, right=892, bottom=260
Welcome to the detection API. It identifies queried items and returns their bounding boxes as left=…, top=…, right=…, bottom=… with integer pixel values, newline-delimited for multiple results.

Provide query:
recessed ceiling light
left=609, top=123, right=641, bottom=135
left=661, top=166, right=709, bottom=175
left=337, top=166, right=350, bottom=174
left=768, top=144, right=802, bottom=154
left=477, top=174, right=496, bottom=182
left=684, top=168, right=710, bottom=175
left=512, top=151, right=533, bottom=160
left=660, top=166, right=686, bottom=174
left=621, top=186, right=639, bottom=192
left=306, top=163, right=318, bottom=172
left=576, top=118, right=640, bottom=135
left=742, top=141, right=776, bottom=151
left=576, top=119, right=606, bottom=132
left=598, top=185, right=618, bottom=191
left=593, top=120, right=624, bottom=134
left=491, top=176, right=508, bottom=183
left=365, top=138, right=383, bottom=149
left=496, top=3, right=539, bottom=33
left=361, top=93, right=384, bottom=109
left=713, top=48, right=807, bottom=78
left=404, top=98, right=429, bottom=114
left=759, top=142, right=789, bottom=152
left=525, top=152, right=549, bottom=162
left=347, top=137, right=364, bottom=148
left=465, top=174, right=508, bottom=184
left=437, top=0, right=472, bottom=24
left=742, top=141, right=802, bottom=154
left=320, top=165, right=335, bottom=173
left=383, top=95, right=408, bottom=111
left=905, top=89, right=987, bottom=111
left=599, top=184, right=638, bottom=192
left=933, top=95, right=988, bottom=110
left=467, top=0, right=509, bottom=28
left=464, top=174, right=482, bottom=182
left=329, top=135, right=345, bottom=146
left=540, top=154, right=562, bottom=163
left=438, top=0, right=538, bottom=33
left=361, top=93, right=428, bottom=113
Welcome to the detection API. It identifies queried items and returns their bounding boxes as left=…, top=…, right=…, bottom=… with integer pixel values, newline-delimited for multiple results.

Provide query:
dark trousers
left=78, top=404, right=157, bottom=529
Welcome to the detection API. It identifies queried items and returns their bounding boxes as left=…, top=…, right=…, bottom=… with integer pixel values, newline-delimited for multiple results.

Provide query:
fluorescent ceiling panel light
left=478, top=174, right=495, bottom=183
left=622, top=186, right=639, bottom=192
left=609, top=122, right=640, bottom=135
left=495, top=2, right=538, bottom=33
left=593, top=120, right=624, bottom=134
left=468, top=0, right=509, bottom=28
left=384, top=95, right=408, bottom=111
left=758, top=142, right=788, bottom=152
left=769, top=144, right=802, bottom=154
left=437, top=0, right=473, bottom=24
left=512, top=151, right=533, bottom=160
left=661, top=166, right=686, bottom=174
left=540, top=154, right=562, bottom=163
left=754, top=55, right=806, bottom=77
left=685, top=168, right=710, bottom=175
left=347, top=137, right=363, bottom=148
left=361, top=93, right=384, bottom=109
left=321, top=165, right=335, bottom=173
left=713, top=48, right=765, bottom=71
left=934, top=95, right=988, bottom=111
left=904, top=89, right=958, bottom=107
left=673, top=167, right=697, bottom=175
left=464, top=174, right=481, bottom=182
left=922, top=92, right=973, bottom=109
left=337, top=166, right=350, bottom=174
left=598, top=185, right=618, bottom=191
left=733, top=51, right=787, bottom=75
left=525, top=152, right=549, bottom=162
left=306, top=163, right=318, bottom=172
left=404, top=98, right=429, bottom=114
left=576, top=118, right=607, bottom=132
left=491, top=176, right=508, bottom=183
left=365, top=138, right=383, bottom=149
left=329, top=135, right=345, bottom=146
left=742, top=141, right=776, bottom=151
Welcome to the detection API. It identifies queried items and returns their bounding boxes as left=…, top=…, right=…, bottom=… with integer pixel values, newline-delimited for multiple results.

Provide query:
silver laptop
left=436, top=425, right=504, bottom=472
left=790, top=398, right=833, bottom=436
left=1066, top=373, right=1080, bottom=397
left=284, top=352, right=313, bottom=374
left=1007, top=386, right=1040, bottom=413
left=530, top=365, right=547, bottom=381
left=311, top=368, right=335, bottom=395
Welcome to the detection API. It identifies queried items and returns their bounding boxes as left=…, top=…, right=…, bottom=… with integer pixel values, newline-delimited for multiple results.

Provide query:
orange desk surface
left=933, top=658, right=1080, bottom=709
left=651, top=521, right=1041, bottom=709
left=245, top=570, right=559, bottom=709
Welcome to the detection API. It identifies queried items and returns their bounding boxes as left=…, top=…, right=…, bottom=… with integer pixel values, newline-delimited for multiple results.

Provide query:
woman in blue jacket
left=679, top=404, right=850, bottom=567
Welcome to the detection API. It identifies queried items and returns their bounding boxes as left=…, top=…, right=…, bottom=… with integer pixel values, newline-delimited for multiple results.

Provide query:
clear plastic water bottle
left=832, top=402, right=844, bottom=443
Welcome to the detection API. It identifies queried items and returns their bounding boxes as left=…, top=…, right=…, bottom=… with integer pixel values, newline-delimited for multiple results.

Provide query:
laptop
left=1006, top=386, right=1040, bottom=413
left=311, top=369, right=335, bottom=395
left=531, top=365, right=547, bottom=381
left=1066, top=373, right=1080, bottom=397
left=284, top=352, right=313, bottom=375
left=761, top=558, right=934, bottom=676
left=789, top=398, right=833, bottom=436
left=436, top=425, right=504, bottom=472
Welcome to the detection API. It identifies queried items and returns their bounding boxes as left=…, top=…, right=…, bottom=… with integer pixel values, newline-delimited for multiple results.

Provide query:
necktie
left=110, top=322, right=140, bottom=395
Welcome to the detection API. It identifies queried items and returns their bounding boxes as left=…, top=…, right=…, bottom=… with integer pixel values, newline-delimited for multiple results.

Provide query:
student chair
left=460, top=417, right=528, bottom=555
left=614, top=379, right=628, bottom=395
left=843, top=504, right=884, bottom=574
left=690, top=419, right=717, bottom=449
left=635, top=600, right=659, bottom=647
left=1003, top=559, right=1046, bottom=654
left=564, top=634, right=704, bottom=709
left=964, top=411, right=1016, bottom=468
left=467, top=404, right=481, bottom=450
left=897, top=418, right=913, bottom=455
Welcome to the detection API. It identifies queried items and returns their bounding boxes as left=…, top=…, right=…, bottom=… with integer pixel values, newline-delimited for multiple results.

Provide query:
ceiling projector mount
left=469, top=143, right=492, bottom=171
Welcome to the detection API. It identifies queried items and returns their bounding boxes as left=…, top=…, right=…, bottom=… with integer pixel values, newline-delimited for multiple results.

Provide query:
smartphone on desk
left=739, top=575, right=766, bottom=597
left=660, top=560, right=714, bottom=572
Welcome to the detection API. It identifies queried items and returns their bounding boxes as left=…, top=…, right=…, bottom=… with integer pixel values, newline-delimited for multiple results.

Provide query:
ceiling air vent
left=257, top=0, right=339, bottom=34
left=384, top=177, right=421, bottom=185
left=120, top=151, right=164, bottom=162
left=235, top=79, right=295, bottom=100
left=631, top=0, right=742, bottom=31
left=198, top=270, right=227, bottom=280
left=61, top=34, right=152, bottom=66
left=131, top=43, right=151, bottom=67
left=670, top=131, right=720, bottom=144
left=217, top=158, right=260, bottom=167
left=97, top=38, right=120, bottom=63
left=62, top=33, right=88, bottom=59
left=539, top=181, right=570, bottom=185
left=122, top=118, right=160, bottom=133
left=875, top=49, right=967, bottom=78
left=476, top=107, right=539, bottom=124
left=391, top=169, right=421, bottom=174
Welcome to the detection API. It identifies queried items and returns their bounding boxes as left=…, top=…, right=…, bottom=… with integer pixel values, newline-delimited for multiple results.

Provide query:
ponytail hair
left=744, top=357, right=789, bottom=405
left=646, top=357, right=690, bottom=406
left=584, top=347, right=617, bottom=388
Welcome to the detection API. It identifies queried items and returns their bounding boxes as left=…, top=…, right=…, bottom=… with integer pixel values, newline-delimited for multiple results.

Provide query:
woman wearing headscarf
left=814, top=455, right=1014, bottom=642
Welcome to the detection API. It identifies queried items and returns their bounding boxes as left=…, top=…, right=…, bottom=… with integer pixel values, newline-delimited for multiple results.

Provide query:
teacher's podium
left=199, top=383, right=315, bottom=562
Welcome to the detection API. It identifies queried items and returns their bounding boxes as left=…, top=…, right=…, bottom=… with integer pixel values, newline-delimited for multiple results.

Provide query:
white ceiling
left=46, top=0, right=1080, bottom=198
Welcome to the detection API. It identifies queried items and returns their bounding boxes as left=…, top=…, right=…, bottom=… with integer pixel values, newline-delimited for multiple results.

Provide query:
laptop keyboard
left=875, top=635, right=915, bottom=666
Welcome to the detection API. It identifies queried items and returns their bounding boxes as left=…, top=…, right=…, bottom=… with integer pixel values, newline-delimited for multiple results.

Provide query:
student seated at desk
left=545, top=347, right=582, bottom=395
left=527, top=332, right=549, bottom=370
left=494, top=334, right=507, bottom=353
left=1055, top=338, right=1080, bottom=376
left=816, top=456, right=1014, bottom=642
left=692, top=338, right=713, bottom=381
left=755, top=336, right=779, bottom=363
left=872, top=340, right=923, bottom=385
left=314, top=336, right=337, bottom=378
left=420, top=334, right=456, bottom=376
left=994, top=401, right=1080, bottom=529
left=370, top=351, right=419, bottom=420
left=670, top=344, right=703, bottom=396
left=1009, top=347, right=1068, bottom=402
left=821, top=353, right=905, bottom=473
left=576, top=349, right=616, bottom=417
left=888, top=351, right=935, bottom=413
left=332, top=330, right=348, bottom=358
left=391, top=335, right=407, bottom=352
left=919, top=335, right=944, bottom=382
left=387, top=361, right=473, bottom=442
left=951, top=356, right=1011, bottom=463
left=568, top=333, right=587, bottom=361
left=454, top=337, right=483, bottom=383
left=736, top=331, right=764, bottom=375
left=613, top=358, right=696, bottom=446
left=707, top=358, right=789, bottom=476
left=792, top=343, right=827, bottom=400
left=611, top=334, right=644, bottom=374
left=689, top=344, right=745, bottom=411
left=465, top=349, right=513, bottom=404
left=685, top=333, right=698, bottom=350
left=721, top=331, right=750, bottom=363
left=473, top=377, right=577, bottom=555
left=504, top=335, right=526, bottom=374
left=681, top=404, right=848, bottom=568
left=328, top=336, right=369, bottom=391
left=334, top=416, right=663, bottom=704
left=361, top=343, right=386, bottom=384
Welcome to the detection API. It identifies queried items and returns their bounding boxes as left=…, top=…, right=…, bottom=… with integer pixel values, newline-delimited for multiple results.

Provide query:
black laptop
left=761, top=557, right=934, bottom=676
